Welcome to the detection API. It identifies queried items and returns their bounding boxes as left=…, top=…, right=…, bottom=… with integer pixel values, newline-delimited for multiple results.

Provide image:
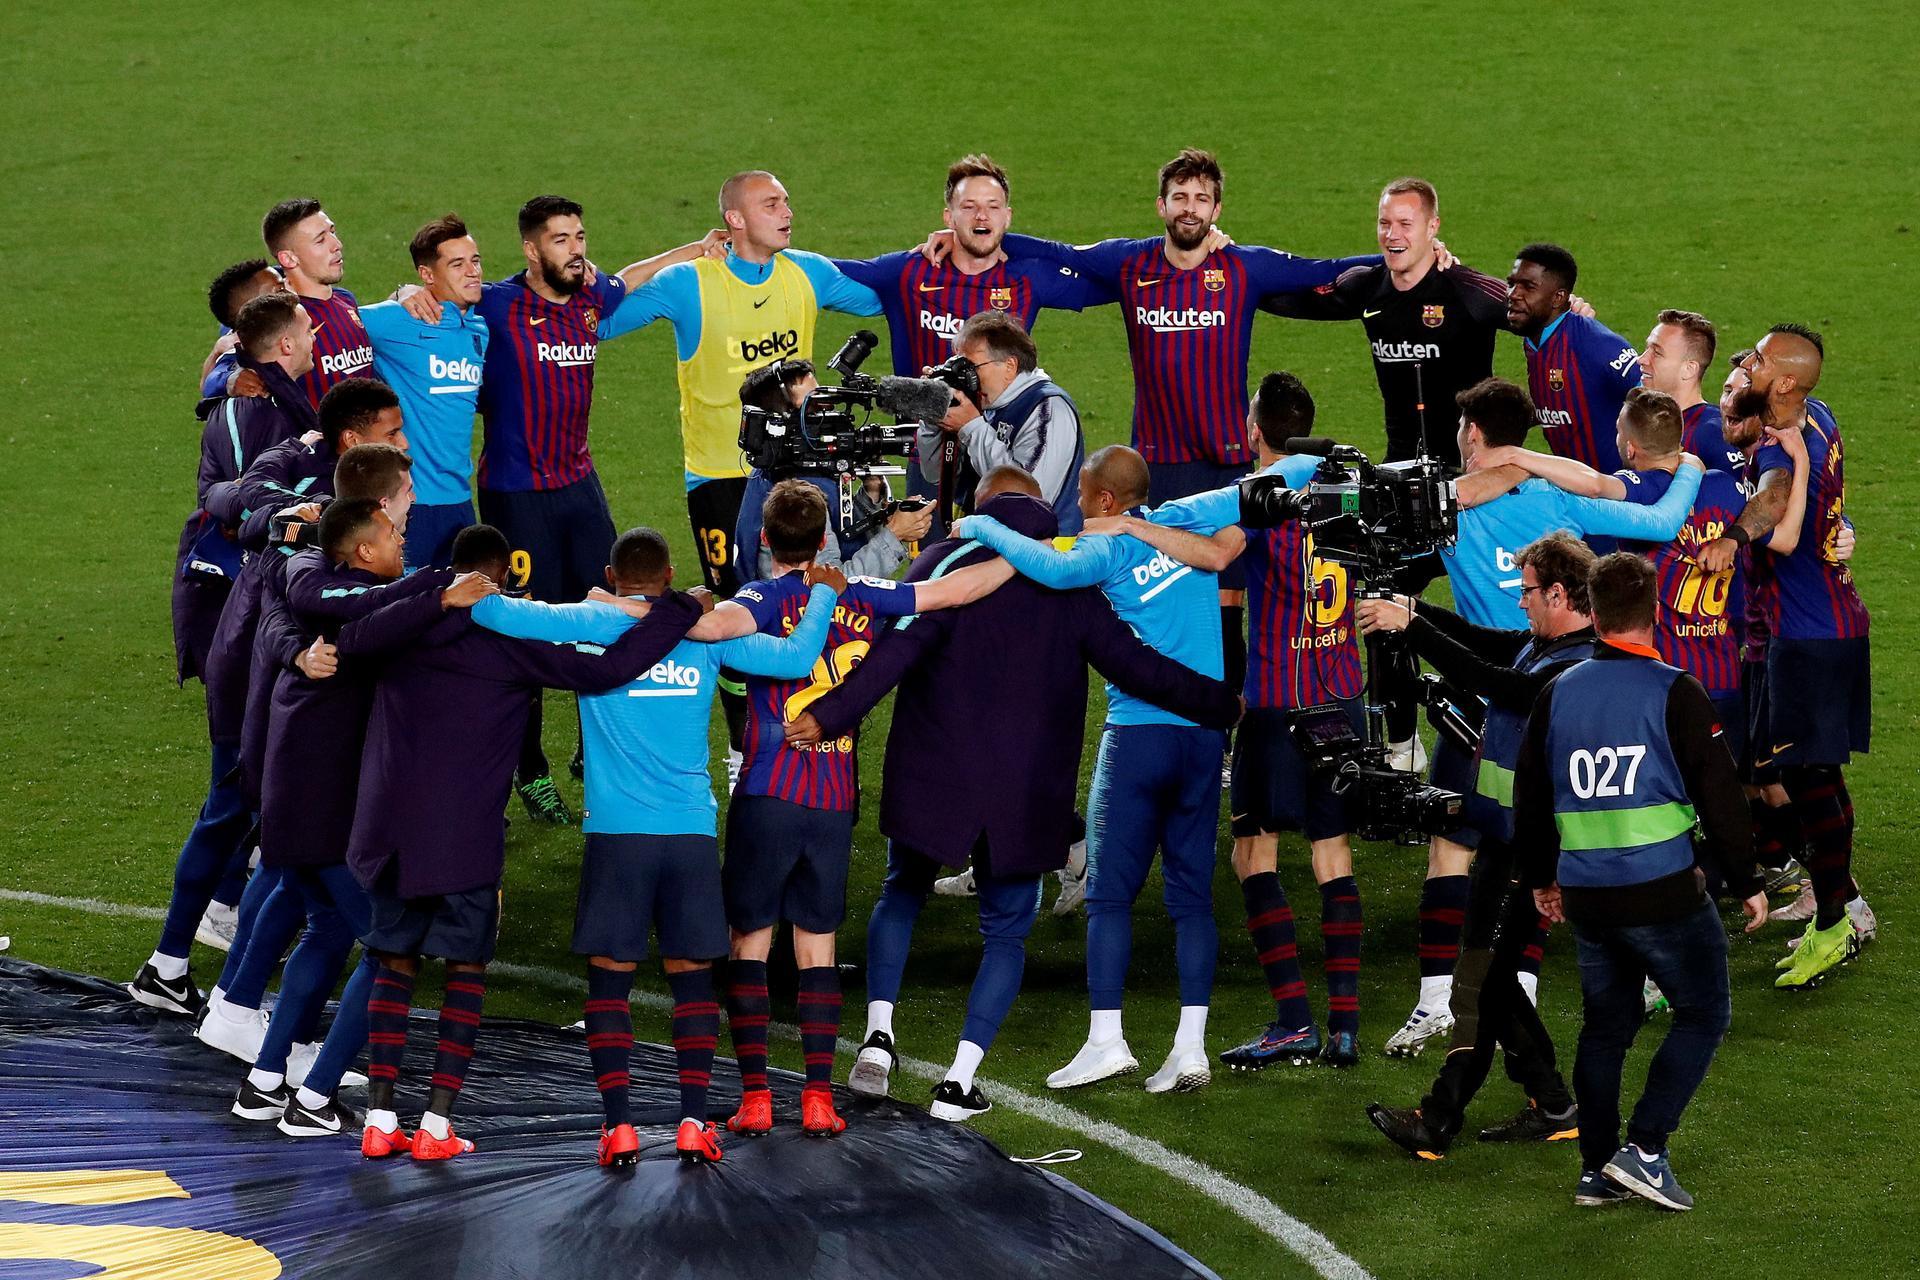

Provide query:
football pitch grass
left=2, top=4, right=1915, bottom=1275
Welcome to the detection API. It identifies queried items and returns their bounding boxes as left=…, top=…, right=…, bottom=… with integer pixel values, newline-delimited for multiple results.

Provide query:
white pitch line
left=6, top=892, right=1372, bottom=1280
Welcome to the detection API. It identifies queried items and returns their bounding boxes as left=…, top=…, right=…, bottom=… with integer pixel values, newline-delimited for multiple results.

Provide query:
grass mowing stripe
left=0, top=891, right=1369, bottom=1280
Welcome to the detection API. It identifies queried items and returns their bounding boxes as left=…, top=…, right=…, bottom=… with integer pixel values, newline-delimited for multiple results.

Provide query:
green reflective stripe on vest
left=1475, top=759, right=1514, bottom=807
left=1554, top=802, right=1698, bottom=851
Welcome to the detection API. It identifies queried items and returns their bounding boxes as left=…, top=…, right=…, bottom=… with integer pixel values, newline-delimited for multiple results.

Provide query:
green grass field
left=3, top=4, right=1916, bottom=1276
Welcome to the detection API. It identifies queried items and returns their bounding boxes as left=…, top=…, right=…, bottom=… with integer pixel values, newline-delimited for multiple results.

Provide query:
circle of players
left=130, top=150, right=1869, bottom=1210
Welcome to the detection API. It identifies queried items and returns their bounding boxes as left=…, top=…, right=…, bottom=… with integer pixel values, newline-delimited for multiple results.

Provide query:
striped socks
left=584, top=965, right=635, bottom=1128
left=1785, top=765, right=1856, bottom=930
left=426, top=969, right=486, bottom=1119
left=797, top=966, right=842, bottom=1096
left=668, top=967, right=719, bottom=1121
left=1318, top=877, right=1362, bottom=1037
left=364, top=963, right=415, bottom=1113
left=726, top=959, right=772, bottom=1096
left=1242, top=872, right=1312, bottom=1030
left=1417, top=875, right=1470, bottom=985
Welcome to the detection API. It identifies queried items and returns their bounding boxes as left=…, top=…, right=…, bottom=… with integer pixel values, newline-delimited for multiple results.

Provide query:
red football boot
left=361, top=1124, right=414, bottom=1160
left=597, top=1123, right=640, bottom=1168
left=675, top=1118, right=723, bottom=1164
left=410, top=1127, right=475, bottom=1161
left=727, top=1088, right=773, bottom=1135
left=801, top=1087, right=847, bottom=1136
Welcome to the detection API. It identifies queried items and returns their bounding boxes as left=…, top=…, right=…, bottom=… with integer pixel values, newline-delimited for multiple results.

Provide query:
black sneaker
left=127, top=963, right=202, bottom=1017
left=1318, top=1029, right=1359, bottom=1069
left=232, top=1078, right=292, bottom=1122
left=1478, top=1101, right=1579, bottom=1143
left=928, top=1079, right=991, bottom=1123
left=515, top=773, right=573, bottom=824
left=1366, top=1104, right=1449, bottom=1160
left=278, top=1091, right=359, bottom=1138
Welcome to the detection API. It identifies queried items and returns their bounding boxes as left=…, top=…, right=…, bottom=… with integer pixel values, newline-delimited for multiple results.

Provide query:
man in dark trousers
left=342, top=531, right=706, bottom=1162
left=787, top=468, right=1242, bottom=1122
left=1357, top=532, right=1598, bottom=1160
left=1516, top=552, right=1767, bottom=1212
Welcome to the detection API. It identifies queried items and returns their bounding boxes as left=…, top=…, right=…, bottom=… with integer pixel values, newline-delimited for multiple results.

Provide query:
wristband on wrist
left=1725, top=525, right=1753, bottom=547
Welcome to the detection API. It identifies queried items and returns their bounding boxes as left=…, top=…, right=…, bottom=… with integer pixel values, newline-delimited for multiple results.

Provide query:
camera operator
left=1356, top=531, right=1597, bottom=1160
left=731, top=359, right=935, bottom=581
left=915, top=312, right=1086, bottom=534
left=1379, top=376, right=1705, bottom=1059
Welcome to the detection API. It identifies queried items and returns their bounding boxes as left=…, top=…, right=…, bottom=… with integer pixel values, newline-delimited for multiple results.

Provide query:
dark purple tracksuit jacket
left=172, top=359, right=317, bottom=684
left=808, top=492, right=1241, bottom=878
left=345, top=593, right=705, bottom=900
left=258, top=558, right=454, bottom=870
left=201, top=435, right=338, bottom=754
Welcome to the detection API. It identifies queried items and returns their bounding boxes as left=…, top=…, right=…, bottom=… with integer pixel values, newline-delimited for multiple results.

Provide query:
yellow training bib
left=680, top=255, right=818, bottom=481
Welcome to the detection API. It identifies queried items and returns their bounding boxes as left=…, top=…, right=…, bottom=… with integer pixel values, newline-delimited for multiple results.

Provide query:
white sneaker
left=847, top=1030, right=897, bottom=1098
left=725, top=748, right=743, bottom=793
left=1387, top=737, right=1428, bottom=774
left=934, top=867, right=976, bottom=898
left=284, top=1043, right=366, bottom=1089
left=197, top=998, right=268, bottom=1063
left=195, top=902, right=238, bottom=952
left=1045, top=1036, right=1138, bottom=1089
left=1052, top=855, right=1088, bottom=917
left=1772, top=882, right=1817, bottom=924
left=1383, top=1003, right=1453, bottom=1058
left=1143, top=1045, right=1211, bottom=1094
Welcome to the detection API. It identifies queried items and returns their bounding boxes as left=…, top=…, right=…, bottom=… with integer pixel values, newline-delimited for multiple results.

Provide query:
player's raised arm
left=613, top=228, right=729, bottom=291
left=950, top=513, right=1115, bottom=590
left=783, top=249, right=884, bottom=317
left=1475, top=444, right=1625, bottom=500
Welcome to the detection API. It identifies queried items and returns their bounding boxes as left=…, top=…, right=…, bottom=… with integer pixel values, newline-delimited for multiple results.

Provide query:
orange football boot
left=597, top=1123, right=640, bottom=1167
left=361, top=1124, right=414, bottom=1160
left=801, top=1087, right=847, bottom=1136
left=675, top=1118, right=723, bottom=1164
left=727, top=1089, right=774, bottom=1135
left=410, top=1127, right=475, bottom=1161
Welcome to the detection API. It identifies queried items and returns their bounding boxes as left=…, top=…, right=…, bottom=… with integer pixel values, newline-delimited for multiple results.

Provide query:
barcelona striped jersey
left=831, top=250, right=1107, bottom=378
left=1002, top=234, right=1374, bottom=465
left=1617, top=467, right=1748, bottom=696
left=732, top=571, right=921, bottom=811
left=474, top=271, right=628, bottom=493
left=295, top=287, right=375, bottom=410
left=1523, top=310, right=1641, bottom=475
left=1748, top=399, right=1869, bottom=641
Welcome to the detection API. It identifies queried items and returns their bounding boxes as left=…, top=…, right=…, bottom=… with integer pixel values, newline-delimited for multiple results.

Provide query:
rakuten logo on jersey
left=1134, top=306, right=1226, bottom=333
left=1371, top=339, right=1442, bottom=361
left=1536, top=408, right=1575, bottom=427
left=918, top=310, right=963, bottom=337
left=537, top=341, right=596, bottom=368
left=319, top=345, right=374, bottom=377
left=732, top=330, right=799, bottom=363
left=428, top=354, right=483, bottom=389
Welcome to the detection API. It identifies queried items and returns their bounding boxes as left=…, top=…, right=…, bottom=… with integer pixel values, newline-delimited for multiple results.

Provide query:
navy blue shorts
left=477, top=471, right=616, bottom=603
left=686, top=476, right=749, bottom=597
left=362, top=866, right=500, bottom=965
left=1742, top=660, right=1776, bottom=785
left=1429, top=730, right=1484, bottom=850
left=1147, top=459, right=1249, bottom=591
left=1230, top=703, right=1354, bottom=840
left=1762, top=636, right=1871, bottom=768
left=723, top=794, right=854, bottom=934
left=572, top=832, right=728, bottom=963
left=403, top=499, right=476, bottom=572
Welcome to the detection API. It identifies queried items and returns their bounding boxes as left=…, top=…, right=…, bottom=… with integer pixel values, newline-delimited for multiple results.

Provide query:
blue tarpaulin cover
left=0, top=960, right=1216, bottom=1279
